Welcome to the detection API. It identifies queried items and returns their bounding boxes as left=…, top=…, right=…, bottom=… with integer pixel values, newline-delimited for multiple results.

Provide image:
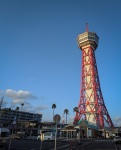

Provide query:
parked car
left=44, top=132, right=53, bottom=140
left=114, top=136, right=121, bottom=144
left=11, top=131, right=26, bottom=139
left=37, top=132, right=53, bottom=140
left=0, top=128, right=10, bottom=149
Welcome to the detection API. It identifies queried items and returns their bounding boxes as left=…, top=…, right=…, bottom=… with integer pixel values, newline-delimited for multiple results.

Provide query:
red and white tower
left=74, top=25, right=114, bottom=129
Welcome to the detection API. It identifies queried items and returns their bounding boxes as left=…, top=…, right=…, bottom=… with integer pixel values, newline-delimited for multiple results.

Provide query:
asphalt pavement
left=8, top=138, right=118, bottom=150
left=9, top=139, right=71, bottom=150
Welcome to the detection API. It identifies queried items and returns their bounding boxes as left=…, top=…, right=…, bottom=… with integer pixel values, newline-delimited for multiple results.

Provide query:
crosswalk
left=94, top=139, right=114, bottom=142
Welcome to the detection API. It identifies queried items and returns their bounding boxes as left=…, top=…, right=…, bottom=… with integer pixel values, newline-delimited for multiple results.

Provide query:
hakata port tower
left=74, top=25, right=114, bottom=129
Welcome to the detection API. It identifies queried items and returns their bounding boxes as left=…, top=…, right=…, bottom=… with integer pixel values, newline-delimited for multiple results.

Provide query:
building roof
left=77, top=119, right=99, bottom=130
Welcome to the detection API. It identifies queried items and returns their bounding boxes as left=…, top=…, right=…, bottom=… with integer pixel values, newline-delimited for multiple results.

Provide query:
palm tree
left=15, top=106, right=19, bottom=118
left=73, top=107, right=79, bottom=113
left=64, top=109, right=69, bottom=124
left=52, top=104, right=56, bottom=121
left=73, top=107, right=80, bottom=125
left=16, top=107, right=19, bottom=111
left=21, top=103, right=24, bottom=112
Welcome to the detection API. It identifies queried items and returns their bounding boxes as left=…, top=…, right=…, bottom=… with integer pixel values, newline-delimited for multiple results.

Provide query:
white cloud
left=0, top=89, right=37, bottom=109
left=0, top=89, right=48, bottom=114
left=114, top=117, right=121, bottom=122
left=113, top=117, right=121, bottom=127
left=5, top=89, right=37, bottom=100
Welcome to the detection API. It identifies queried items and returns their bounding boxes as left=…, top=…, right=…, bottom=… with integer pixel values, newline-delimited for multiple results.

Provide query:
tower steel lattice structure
left=74, top=26, right=114, bottom=129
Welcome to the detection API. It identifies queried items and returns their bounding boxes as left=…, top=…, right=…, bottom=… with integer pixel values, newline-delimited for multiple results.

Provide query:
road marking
left=94, top=139, right=114, bottom=142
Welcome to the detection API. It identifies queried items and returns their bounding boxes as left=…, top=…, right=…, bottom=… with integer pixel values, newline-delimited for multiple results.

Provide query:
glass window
left=1, top=132, right=10, bottom=137
left=44, top=132, right=51, bottom=136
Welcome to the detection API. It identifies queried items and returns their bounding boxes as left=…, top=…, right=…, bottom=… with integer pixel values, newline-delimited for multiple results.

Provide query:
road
left=81, top=139, right=121, bottom=150
left=67, top=139, right=121, bottom=150
left=9, top=139, right=69, bottom=150
left=8, top=138, right=121, bottom=150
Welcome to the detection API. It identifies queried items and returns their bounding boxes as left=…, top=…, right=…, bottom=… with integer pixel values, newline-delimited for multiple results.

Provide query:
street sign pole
left=40, top=133, right=44, bottom=150
left=55, top=120, right=57, bottom=150
left=53, top=114, right=61, bottom=150
left=40, top=140, right=42, bottom=150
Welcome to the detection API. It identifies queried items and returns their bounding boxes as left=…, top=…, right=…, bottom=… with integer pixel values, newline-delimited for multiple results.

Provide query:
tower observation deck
left=74, top=26, right=114, bottom=129
left=77, top=31, right=99, bottom=50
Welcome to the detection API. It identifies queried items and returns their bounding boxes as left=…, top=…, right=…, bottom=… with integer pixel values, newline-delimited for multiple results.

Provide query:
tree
left=16, top=107, right=19, bottom=111
left=52, top=104, right=56, bottom=121
left=21, top=103, right=24, bottom=112
left=15, top=107, right=19, bottom=118
left=73, top=107, right=79, bottom=113
left=64, top=109, right=69, bottom=124
left=73, top=107, right=79, bottom=122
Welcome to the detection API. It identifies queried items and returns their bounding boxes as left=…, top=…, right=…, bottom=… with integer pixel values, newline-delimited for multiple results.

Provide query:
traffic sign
left=53, top=114, right=61, bottom=122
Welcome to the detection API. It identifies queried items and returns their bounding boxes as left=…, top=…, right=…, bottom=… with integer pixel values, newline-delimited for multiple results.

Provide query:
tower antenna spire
left=86, top=23, right=88, bottom=32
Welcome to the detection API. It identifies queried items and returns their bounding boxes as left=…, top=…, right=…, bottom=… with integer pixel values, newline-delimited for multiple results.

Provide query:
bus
left=0, top=128, right=10, bottom=149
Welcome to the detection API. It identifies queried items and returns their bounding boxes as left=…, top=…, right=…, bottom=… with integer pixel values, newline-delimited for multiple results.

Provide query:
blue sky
left=0, top=0, right=121, bottom=126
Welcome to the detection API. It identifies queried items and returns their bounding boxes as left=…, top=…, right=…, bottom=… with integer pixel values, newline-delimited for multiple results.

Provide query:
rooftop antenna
left=86, top=23, right=88, bottom=32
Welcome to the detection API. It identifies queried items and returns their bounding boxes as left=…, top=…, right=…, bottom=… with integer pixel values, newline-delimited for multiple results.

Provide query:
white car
left=44, top=132, right=53, bottom=140
left=114, top=136, right=121, bottom=144
left=37, top=132, right=53, bottom=141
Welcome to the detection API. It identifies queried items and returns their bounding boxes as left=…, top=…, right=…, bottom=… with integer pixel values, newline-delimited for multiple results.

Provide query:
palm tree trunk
left=53, top=109, right=54, bottom=121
